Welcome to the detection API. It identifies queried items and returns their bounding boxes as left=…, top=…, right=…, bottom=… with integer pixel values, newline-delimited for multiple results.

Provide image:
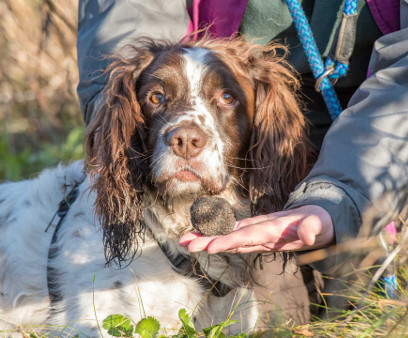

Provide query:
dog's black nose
left=167, top=124, right=208, bottom=159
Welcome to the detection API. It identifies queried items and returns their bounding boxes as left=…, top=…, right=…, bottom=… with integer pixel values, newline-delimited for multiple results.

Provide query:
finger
left=179, top=232, right=203, bottom=247
left=205, top=225, right=267, bottom=254
left=205, top=222, right=292, bottom=254
left=234, top=214, right=273, bottom=229
left=234, top=211, right=288, bottom=230
left=187, top=235, right=220, bottom=253
left=226, top=245, right=273, bottom=253
left=224, top=239, right=307, bottom=254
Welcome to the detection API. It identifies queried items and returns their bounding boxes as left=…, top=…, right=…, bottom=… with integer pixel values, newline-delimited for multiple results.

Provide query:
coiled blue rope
left=284, top=0, right=358, bottom=120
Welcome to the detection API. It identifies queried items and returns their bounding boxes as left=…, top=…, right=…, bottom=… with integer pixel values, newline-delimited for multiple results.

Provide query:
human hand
left=179, top=205, right=335, bottom=254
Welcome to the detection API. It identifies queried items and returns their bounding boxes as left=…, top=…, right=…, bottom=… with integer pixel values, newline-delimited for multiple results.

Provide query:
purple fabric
left=187, top=0, right=401, bottom=38
left=185, top=0, right=249, bottom=40
left=367, top=0, right=400, bottom=35
left=385, top=221, right=397, bottom=244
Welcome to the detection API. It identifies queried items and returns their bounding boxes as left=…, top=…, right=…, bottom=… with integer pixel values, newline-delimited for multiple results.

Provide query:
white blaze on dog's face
left=137, top=46, right=255, bottom=198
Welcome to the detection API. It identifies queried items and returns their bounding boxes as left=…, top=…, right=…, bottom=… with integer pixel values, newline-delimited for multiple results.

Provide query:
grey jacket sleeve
left=77, top=0, right=190, bottom=125
left=285, top=28, right=408, bottom=272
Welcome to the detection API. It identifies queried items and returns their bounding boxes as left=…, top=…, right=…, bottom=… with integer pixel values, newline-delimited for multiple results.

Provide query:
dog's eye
left=149, top=92, right=165, bottom=104
left=218, top=91, right=236, bottom=106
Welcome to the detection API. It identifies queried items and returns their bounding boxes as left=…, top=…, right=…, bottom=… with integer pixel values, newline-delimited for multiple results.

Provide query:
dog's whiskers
left=225, top=155, right=256, bottom=162
left=157, top=115, right=171, bottom=127
left=230, top=176, right=249, bottom=193
left=226, top=163, right=276, bottom=170
left=148, top=152, right=168, bottom=178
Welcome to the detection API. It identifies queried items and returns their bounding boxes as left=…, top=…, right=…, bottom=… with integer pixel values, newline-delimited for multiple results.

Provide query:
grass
left=5, top=251, right=408, bottom=337
left=0, top=125, right=84, bottom=180
left=9, top=282, right=408, bottom=337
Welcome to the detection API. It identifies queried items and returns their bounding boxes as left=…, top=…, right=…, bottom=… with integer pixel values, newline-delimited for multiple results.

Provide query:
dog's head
left=86, top=38, right=313, bottom=264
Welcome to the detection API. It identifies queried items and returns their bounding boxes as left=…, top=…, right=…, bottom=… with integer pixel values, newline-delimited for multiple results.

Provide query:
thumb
left=297, top=215, right=322, bottom=246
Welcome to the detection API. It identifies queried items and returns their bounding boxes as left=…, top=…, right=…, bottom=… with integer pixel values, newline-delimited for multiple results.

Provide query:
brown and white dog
left=0, top=38, right=312, bottom=336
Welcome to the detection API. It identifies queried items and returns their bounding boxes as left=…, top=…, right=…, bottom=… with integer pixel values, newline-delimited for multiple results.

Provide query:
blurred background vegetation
left=0, top=0, right=83, bottom=181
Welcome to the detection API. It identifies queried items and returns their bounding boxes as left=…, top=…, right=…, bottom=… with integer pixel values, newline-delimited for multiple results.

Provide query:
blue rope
left=284, top=0, right=358, bottom=120
left=378, top=275, right=398, bottom=300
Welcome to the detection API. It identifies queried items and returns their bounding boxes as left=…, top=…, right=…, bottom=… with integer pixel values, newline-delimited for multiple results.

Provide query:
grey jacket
left=77, top=0, right=189, bottom=125
left=286, top=27, right=408, bottom=272
left=77, top=0, right=408, bottom=273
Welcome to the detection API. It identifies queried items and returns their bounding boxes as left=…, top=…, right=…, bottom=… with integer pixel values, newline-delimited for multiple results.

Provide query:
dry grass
left=0, top=0, right=82, bottom=179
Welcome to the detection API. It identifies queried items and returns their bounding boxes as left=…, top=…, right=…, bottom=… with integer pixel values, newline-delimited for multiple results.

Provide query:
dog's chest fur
left=0, top=162, right=256, bottom=337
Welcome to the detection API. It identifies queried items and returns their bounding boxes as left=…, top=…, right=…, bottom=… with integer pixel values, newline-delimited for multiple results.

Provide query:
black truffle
left=190, top=197, right=236, bottom=236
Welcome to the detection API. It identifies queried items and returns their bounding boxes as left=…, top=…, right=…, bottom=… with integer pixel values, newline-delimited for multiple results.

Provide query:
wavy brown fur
left=245, top=44, right=313, bottom=215
left=85, top=48, right=155, bottom=265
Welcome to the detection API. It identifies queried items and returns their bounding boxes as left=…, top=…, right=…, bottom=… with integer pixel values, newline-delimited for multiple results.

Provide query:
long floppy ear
left=85, top=50, right=154, bottom=265
left=247, top=44, right=314, bottom=215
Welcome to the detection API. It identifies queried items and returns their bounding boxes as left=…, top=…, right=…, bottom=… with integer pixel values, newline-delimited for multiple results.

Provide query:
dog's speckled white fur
left=0, top=162, right=257, bottom=337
